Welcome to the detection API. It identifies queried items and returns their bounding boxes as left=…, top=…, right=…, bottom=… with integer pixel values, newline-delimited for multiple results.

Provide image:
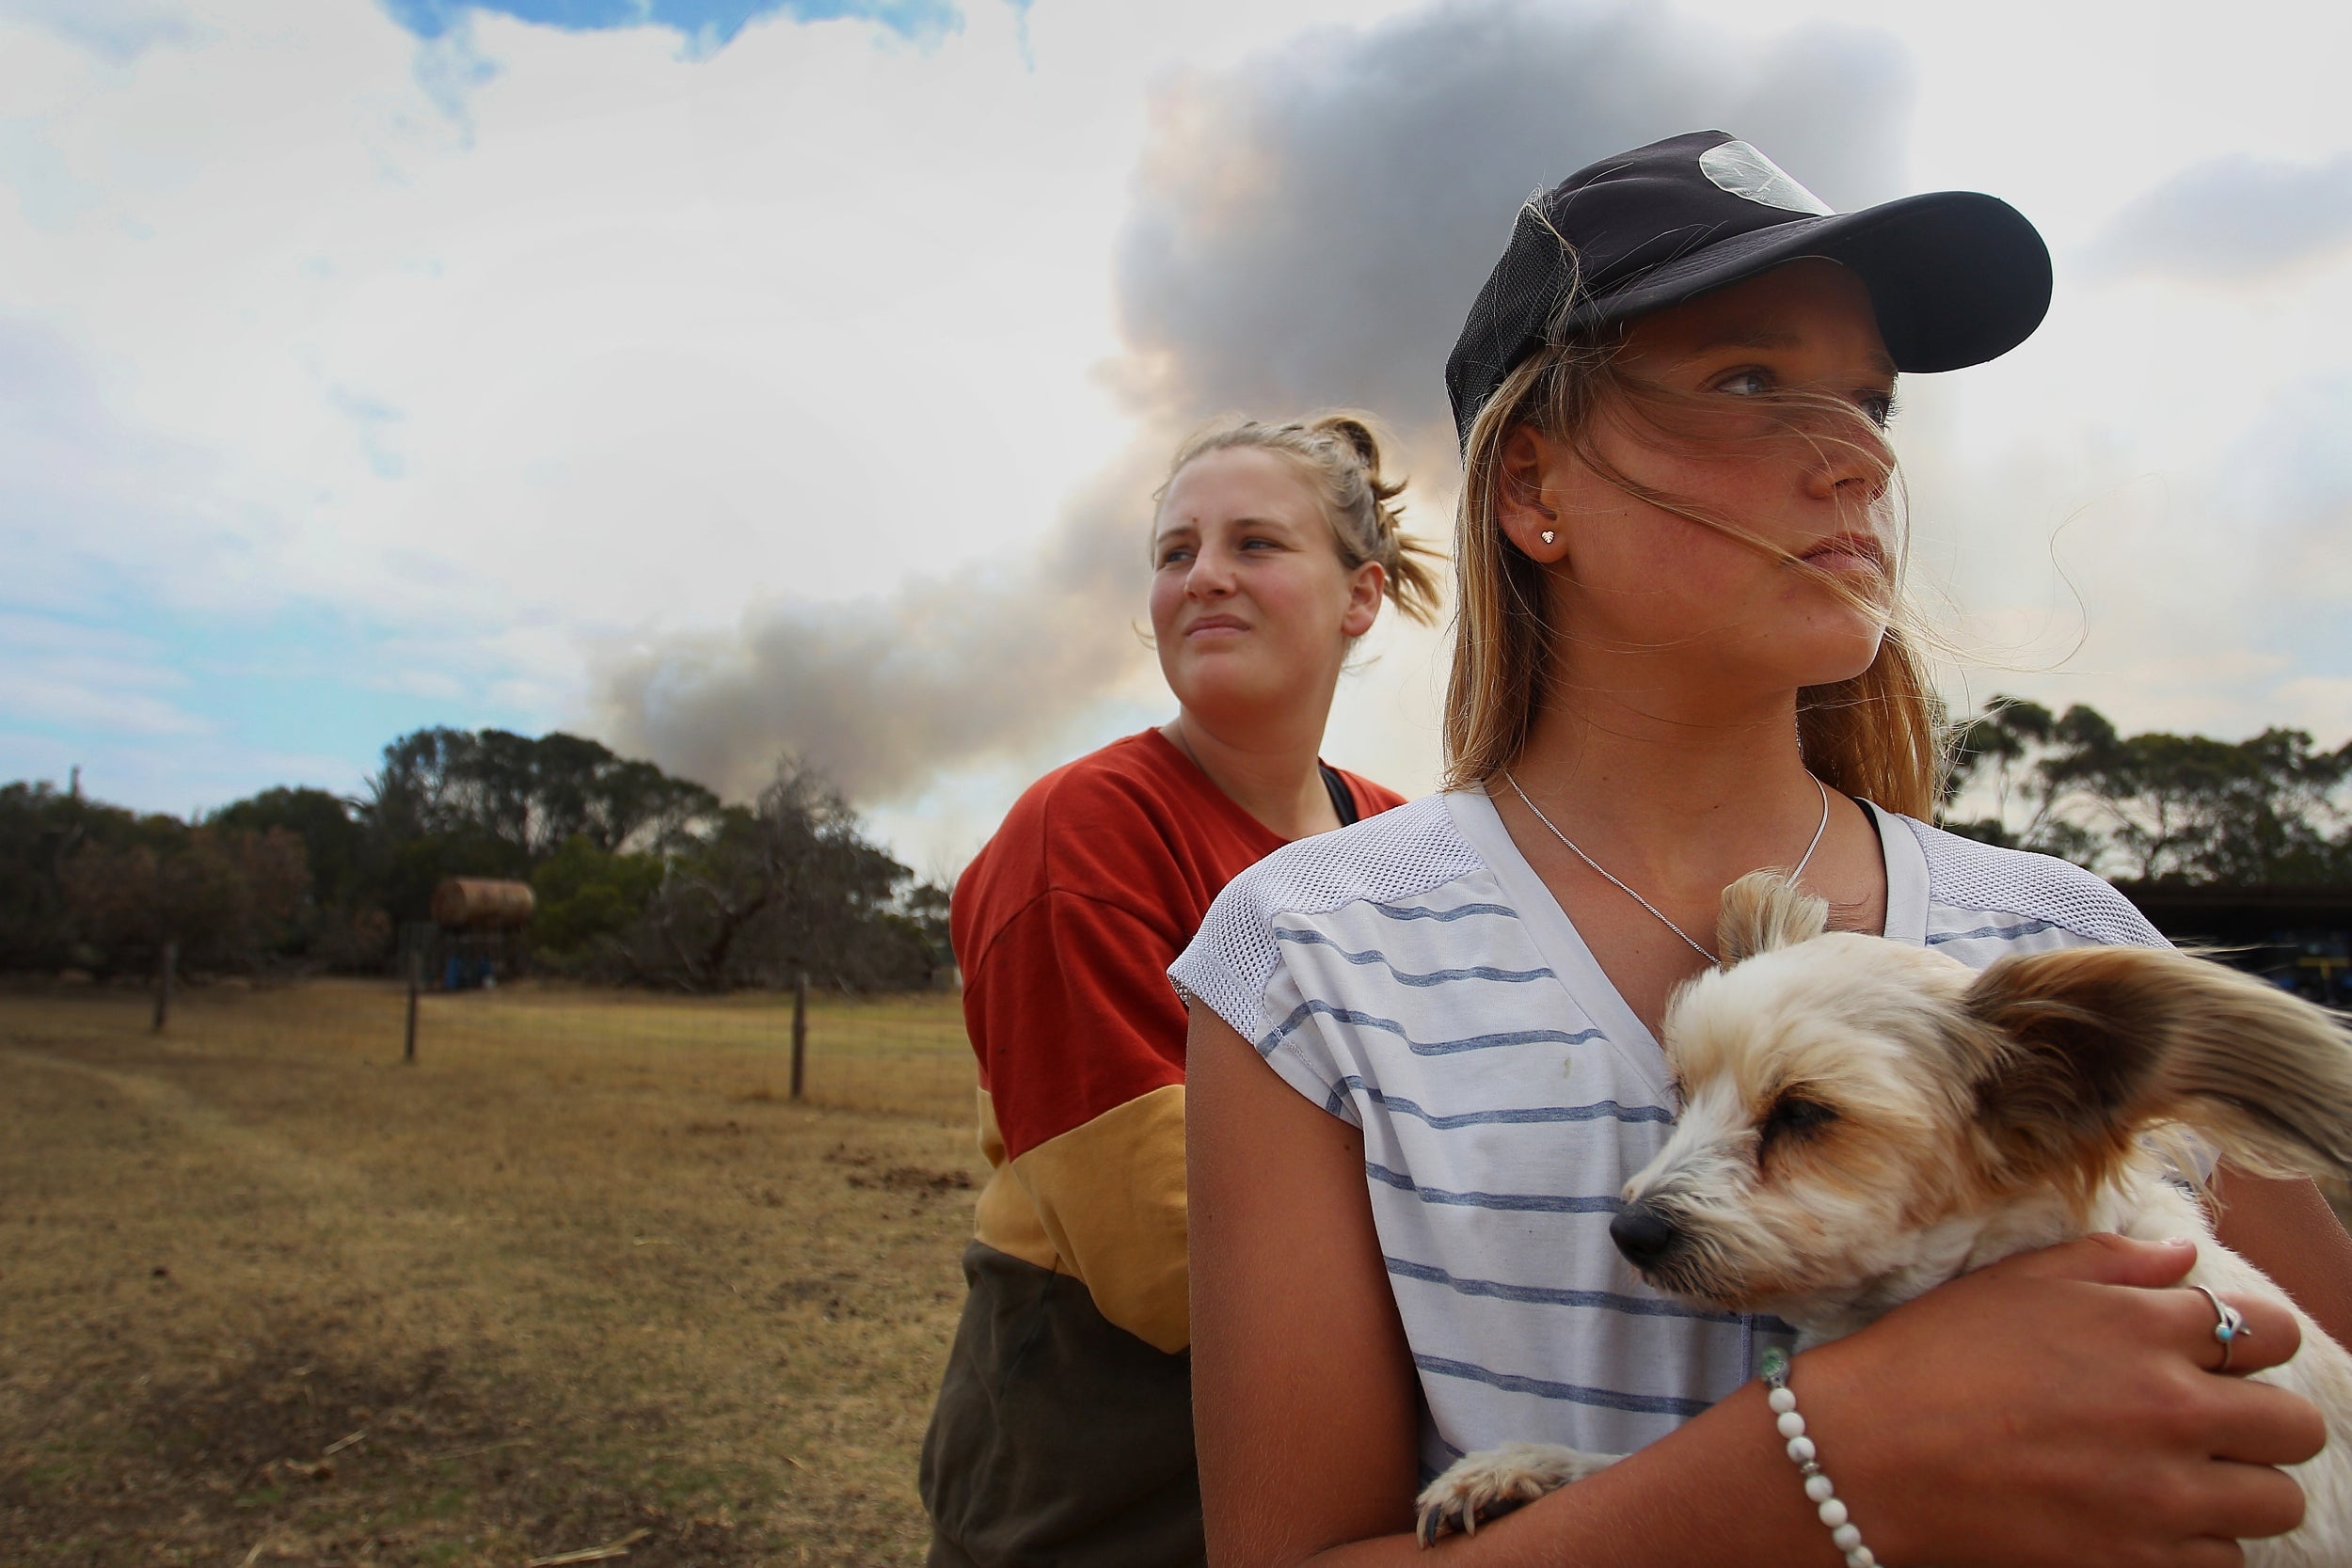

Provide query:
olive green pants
left=920, top=1243, right=1205, bottom=1568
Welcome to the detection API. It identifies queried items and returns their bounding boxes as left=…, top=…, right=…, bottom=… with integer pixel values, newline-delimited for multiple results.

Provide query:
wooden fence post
left=151, top=940, right=176, bottom=1033
left=404, top=948, right=421, bottom=1064
left=790, top=972, right=808, bottom=1101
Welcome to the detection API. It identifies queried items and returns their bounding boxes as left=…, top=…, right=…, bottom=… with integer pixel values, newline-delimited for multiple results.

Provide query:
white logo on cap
left=1699, top=141, right=1834, bottom=215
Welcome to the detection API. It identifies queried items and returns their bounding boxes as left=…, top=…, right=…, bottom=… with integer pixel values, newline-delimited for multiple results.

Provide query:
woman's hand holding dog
left=1801, top=1232, right=2322, bottom=1566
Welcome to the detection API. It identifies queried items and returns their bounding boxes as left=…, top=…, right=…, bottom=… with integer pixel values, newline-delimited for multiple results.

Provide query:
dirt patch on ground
left=4, top=1334, right=780, bottom=1566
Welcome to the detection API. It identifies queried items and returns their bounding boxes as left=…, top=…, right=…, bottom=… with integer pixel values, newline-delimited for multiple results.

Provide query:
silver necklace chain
left=1502, top=772, right=1832, bottom=964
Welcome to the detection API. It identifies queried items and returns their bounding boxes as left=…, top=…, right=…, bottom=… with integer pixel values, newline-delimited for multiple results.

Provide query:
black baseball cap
left=1445, top=130, right=2053, bottom=446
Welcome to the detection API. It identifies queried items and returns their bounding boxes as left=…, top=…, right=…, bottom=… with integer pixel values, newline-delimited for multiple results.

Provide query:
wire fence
left=0, top=974, right=978, bottom=1125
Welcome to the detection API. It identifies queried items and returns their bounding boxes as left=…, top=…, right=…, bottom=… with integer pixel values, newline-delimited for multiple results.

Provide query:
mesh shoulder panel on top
left=1902, top=815, right=2165, bottom=949
left=1168, top=795, right=1483, bottom=1046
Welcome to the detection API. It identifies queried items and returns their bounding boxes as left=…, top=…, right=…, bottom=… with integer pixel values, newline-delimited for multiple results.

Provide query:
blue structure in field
left=424, top=879, right=536, bottom=991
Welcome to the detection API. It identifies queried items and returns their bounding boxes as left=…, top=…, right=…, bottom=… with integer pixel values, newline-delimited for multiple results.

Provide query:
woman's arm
left=1186, top=990, right=1424, bottom=1563
left=2214, top=1164, right=2352, bottom=1349
left=1187, top=987, right=1841, bottom=1566
left=1189, top=1007, right=2325, bottom=1568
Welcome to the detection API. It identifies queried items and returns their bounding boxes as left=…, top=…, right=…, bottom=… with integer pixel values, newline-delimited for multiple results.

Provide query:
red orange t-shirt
left=950, top=728, right=1403, bottom=1351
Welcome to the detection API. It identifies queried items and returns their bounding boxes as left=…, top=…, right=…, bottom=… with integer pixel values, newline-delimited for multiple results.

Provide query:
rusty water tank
left=430, top=878, right=537, bottom=930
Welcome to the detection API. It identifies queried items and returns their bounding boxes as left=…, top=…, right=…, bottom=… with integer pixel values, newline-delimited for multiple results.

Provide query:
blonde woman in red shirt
left=919, top=413, right=1442, bottom=1568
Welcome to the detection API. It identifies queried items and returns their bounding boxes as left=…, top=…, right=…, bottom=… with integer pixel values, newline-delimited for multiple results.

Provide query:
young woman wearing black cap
left=1172, top=133, right=2352, bottom=1566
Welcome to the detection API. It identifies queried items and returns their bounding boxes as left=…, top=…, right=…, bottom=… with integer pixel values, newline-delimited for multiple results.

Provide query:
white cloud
left=0, top=0, right=208, bottom=65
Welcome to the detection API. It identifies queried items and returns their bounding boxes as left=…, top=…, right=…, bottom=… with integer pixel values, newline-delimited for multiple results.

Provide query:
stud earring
left=1539, top=530, right=1557, bottom=546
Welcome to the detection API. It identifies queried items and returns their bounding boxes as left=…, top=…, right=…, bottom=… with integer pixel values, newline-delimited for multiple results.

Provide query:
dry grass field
left=0, top=978, right=988, bottom=1567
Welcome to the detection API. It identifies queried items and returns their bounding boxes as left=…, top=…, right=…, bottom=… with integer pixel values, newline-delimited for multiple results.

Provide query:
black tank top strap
left=1318, top=762, right=1359, bottom=828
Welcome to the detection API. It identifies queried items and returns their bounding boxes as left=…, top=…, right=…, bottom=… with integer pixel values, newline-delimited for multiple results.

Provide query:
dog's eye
left=1759, top=1093, right=1839, bottom=1150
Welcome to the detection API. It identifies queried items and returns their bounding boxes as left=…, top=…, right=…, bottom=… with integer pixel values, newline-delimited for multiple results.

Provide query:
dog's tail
left=1962, top=945, right=2352, bottom=1196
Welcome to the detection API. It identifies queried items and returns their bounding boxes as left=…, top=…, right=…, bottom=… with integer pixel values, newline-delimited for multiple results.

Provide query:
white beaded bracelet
left=1760, top=1347, right=1876, bottom=1568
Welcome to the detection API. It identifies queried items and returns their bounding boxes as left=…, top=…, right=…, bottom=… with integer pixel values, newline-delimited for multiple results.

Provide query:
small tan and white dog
left=1418, top=873, right=2352, bottom=1563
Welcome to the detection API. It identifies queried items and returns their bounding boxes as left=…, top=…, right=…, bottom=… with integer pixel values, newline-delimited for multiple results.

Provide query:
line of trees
left=8, top=700, right=2346, bottom=990
left=0, top=727, right=950, bottom=992
left=1944, top=699, right=2352, bottom=885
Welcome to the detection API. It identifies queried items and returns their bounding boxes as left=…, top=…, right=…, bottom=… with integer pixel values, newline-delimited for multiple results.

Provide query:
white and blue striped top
left=1169, top=788, right=2162, bottom=1480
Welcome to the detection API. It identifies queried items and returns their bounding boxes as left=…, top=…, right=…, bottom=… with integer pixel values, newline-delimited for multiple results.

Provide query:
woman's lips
left=1185, top=614, right=1251, bottom=638
left=1798, top=535, right=1885, bottom=576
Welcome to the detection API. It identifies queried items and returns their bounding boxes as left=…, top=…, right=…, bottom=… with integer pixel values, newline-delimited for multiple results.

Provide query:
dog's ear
left=1716, top=871, right=1830, bottom=967
left=1962, top=945, right=2352, bottom=1189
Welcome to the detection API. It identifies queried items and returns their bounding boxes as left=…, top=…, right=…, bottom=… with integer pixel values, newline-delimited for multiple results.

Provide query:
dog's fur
left=1417, top=873, right=2352, bottom=1561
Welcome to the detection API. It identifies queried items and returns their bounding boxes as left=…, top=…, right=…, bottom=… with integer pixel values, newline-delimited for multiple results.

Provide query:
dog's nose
left=1610, top=1203, right=1679, bottom=1267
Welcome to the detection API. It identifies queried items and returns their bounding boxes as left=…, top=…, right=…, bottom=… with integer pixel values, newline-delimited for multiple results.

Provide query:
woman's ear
left=1341, top=562, right=1385, bottom=640
left=1496, top=424, right=1570, bottom=563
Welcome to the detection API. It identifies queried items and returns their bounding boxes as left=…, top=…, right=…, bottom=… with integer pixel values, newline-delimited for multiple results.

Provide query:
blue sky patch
left=0, top=593, right=547, bottom=819
left=378, top=0, right=965, bottom=51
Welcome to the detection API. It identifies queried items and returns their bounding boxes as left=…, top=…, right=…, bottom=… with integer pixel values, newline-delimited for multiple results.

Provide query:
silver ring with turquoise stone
left=2188, top=1284, right=2252, bottom=1372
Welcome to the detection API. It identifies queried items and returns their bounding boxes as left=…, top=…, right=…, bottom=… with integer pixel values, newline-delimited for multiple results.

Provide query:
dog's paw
left=1413, top=1442, right=1619, bottom=1546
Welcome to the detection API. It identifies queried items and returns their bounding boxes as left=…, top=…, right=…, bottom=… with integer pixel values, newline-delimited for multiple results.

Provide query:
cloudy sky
left=5, top=0, right=2350, bottom=876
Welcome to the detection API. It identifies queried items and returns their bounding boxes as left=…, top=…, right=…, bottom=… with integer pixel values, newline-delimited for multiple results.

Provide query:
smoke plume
left=592, top=451, right=1159, bottom=803
left=591, top=0, right=1915, bottom=804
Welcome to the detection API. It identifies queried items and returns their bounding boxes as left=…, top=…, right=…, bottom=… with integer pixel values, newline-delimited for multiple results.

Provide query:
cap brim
left=1565, top=191, right=2053, bottom=373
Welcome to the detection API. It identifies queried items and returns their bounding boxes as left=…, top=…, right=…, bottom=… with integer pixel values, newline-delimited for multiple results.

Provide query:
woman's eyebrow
left=1688, top=326, right=1899, bottom=382
left=1158, top=513, right=1305, bottom=546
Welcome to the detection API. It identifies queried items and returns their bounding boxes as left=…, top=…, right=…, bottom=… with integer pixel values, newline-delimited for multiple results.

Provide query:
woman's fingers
left=2200, top=1456, right=2313, bottom=1541
left=1988, top=1229, right=2199, bottom=1288
left=2123, top=1285, right=2325, bottom=1467
left=2199, top=1376, right=2329, bottom=1469
left=2159, top=1285, right=2303, bottom=1376
left=1821, top=1235, right=2332, bottom=1563
left=1986, top=1235, right=2305, bottom=1373
left=2169, top=1543, right=2249, bottom=1568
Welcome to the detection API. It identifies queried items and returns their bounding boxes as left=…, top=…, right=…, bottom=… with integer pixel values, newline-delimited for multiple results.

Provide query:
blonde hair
left=1155, top=411, right=1444, bottom=626
left=1441, top=294, right=1945, bottom=818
